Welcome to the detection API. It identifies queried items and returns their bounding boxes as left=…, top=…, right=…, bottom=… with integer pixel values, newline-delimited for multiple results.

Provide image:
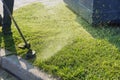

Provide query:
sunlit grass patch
left=12, top=3, right=92, bottom=59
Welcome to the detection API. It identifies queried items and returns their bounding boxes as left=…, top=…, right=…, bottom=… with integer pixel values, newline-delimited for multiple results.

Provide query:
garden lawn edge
left=1, top=55, right=57, bottom=80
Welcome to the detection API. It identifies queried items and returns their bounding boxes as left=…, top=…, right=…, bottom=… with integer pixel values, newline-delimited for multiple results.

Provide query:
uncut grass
left=4, top=3, right=120, bottom=80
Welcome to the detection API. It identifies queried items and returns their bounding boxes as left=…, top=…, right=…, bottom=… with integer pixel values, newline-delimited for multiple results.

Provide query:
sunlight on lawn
left=40, top=27, right=93, bottom=60
left=13, top=2, right=94, bottom=60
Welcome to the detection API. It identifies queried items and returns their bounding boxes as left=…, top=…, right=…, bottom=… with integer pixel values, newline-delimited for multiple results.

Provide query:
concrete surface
left=0, top=0, right=39, bottom=16
left=0, top=49, right=56, bottom=80
left=0, top=49, right=17, bottom=80
left=0, top=0, right=63, bottom=16
left=0, top=48, right=12, bottom=57
left=0, top=48, right=12, bottom=66
left=1, top=55, right=56, bottom=80
left=0, top=68, right=17, bottom=80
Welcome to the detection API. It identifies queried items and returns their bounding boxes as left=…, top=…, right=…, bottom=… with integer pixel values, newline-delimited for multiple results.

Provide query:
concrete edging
left=1, top=55, right=56, bottom=80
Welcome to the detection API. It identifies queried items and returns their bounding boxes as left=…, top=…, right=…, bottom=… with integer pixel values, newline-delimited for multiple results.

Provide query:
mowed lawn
left=2, top=2, right=120, bottom=80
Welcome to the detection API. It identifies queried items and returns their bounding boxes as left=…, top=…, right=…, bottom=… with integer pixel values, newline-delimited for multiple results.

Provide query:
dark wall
left=94, top=0, right=120, bottom=12
left=78, top=0, right=93, bottom=10
left=64, top=0, right=120, bottom=25
left=64, top=0, right=93, bottom=23
left=93, top=0, right=120, bottom=24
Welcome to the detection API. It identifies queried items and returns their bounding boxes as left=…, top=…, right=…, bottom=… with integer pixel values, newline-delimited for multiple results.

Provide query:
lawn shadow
left=3, top=34, right=17, bottom=55
left=63, top=1, right=120, bottom=49
left=76, top=16, right=120, bottom=49
left=0, top=32, right=2, bottom=54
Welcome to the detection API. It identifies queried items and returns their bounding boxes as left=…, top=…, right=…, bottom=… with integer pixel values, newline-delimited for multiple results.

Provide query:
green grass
left=1, top=2, right=120, bottom=80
